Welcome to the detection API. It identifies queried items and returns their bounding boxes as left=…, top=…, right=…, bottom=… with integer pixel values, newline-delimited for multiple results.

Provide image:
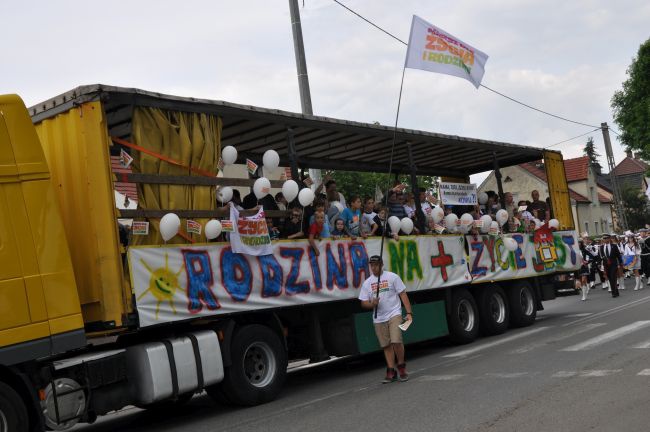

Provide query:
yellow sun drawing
left=138, top=252, right=183, bottom=320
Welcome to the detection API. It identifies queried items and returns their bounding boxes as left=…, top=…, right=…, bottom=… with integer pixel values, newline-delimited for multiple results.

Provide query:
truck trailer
left=0, top=85, right=579, bottom=431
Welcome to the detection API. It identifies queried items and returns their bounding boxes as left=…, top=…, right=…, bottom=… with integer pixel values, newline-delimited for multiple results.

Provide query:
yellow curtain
left=130, top=107, right=222, bottom=244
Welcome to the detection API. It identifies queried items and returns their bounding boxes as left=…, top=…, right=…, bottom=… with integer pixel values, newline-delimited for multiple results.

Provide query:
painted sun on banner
left=405, top=15, right=489, bottom=88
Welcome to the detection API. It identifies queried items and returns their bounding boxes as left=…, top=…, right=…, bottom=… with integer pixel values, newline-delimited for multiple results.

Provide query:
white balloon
left=281, top=180, right=299, bottom=203
left=262, top=150, right=280, bottom=172
left=478, top=192, right=489, bottom=205
left=217, top=186, right=233, bottom=203
left=298, top=188, right=315, bottom=207
left=444, top=213, right=458, bottom=233
left=205, top=220, right=222, bottom=240
left=431, top=206, right=444, bottom=224
left=496, top=209, right=509, bottom=226
left=480, top=215, right=493, bottom=233
left=330, top=201, right=344, bottom=213
left=160, top=213, right=180, bottom=242
left=549, top=218, right=560, bottom=230
left=503, top=237, right=519, bottom=252
left=222, top=146, right=238, bottom=165
left=253, top=177, right=271, bottom=200
left=400, top=217, right=414, bottom=235
left=388, top=216, right=401, bottom=234
left=533, top=218, right=543, bottom=230
left=490, top=221, right=500, bottom=233
left=459, top=213, right=474, bottom=234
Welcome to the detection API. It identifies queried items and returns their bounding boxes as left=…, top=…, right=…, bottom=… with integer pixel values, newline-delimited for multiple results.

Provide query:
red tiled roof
left=598, top=193, right=612, bottom=204
left=563, top=156, right=590, bottom=182
left=612, top=156, right=648, bottom=176
left=518, top=162, right=589, bottom=203
left=110, top=156, right=138, bottom=202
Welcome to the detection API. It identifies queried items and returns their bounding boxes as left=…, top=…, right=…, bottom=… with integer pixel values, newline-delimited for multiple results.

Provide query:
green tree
left=583, top=137, right=602, bottom=173
left=611, top=38, right=650, bottom=159
left=620, top=185, right=650, bottom=230
left=324, top=170, right=439, bottom=204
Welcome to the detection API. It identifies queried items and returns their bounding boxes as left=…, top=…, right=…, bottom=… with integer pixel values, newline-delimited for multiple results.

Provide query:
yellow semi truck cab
left=0, top=95, right=85, bottom=363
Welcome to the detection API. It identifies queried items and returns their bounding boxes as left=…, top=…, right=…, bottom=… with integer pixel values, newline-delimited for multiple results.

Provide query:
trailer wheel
left=508, top=282, right=537, bottom=327
left=477, top=284, right=509, bottom=335
left=447, top=288, right=479, bottom=344
left=0, top=382, right=28, bottom=432
left=208, top=324, right=287, bottom=406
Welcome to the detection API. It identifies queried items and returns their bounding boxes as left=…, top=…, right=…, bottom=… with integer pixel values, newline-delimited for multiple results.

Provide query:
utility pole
left=601, top=122, right=627, bottom=231
left=288, top=0, right=313, bottom=115
left=288, top=0, right=322, bottom=188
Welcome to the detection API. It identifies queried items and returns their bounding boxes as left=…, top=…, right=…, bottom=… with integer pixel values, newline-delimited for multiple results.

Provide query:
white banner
left=229, top=205, right=273, bottom=256
left=467, top=231, right=581, bottom=283
left=439, top=182, right=478, bottom=205
left=129, top=231, right=580, bottom=327
left=405, top=15, right=489, bottom=88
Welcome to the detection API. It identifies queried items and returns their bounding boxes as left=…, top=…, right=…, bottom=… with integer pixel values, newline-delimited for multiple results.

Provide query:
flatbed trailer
left=0, top=85, right=579, bottom=431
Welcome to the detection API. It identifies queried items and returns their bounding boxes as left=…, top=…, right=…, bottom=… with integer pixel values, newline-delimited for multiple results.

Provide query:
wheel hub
left=243, top=342, right=277, bottom=388
left=490, top=293, right=506, bottom=324
left=457, top=298, right=475, bottom=332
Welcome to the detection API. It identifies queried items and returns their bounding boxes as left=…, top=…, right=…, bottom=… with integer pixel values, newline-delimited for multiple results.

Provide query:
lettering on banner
left=388, top=240, right=423, bottom=282
left=326, top=243, right=348, bottom=290
left=220, top=248, right=253, bottom=302
left=258, top=254, right=283, bottom=298
left=182, top=250, right=220, bottom=314
left=280, top=247, right=310, bottom=295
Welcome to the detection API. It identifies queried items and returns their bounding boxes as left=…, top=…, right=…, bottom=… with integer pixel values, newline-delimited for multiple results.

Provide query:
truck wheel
left=447, top=288, right=479, bottom=344
left=508, top=282, right=537, bottom=327
left=0, top=382, right=28, bottom=432
left=477, top=284, right=509, bottom=336
left=209, top=324, right=287, bottom=406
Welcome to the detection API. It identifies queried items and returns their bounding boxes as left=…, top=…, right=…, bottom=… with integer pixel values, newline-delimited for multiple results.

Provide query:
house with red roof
left=479, top=156, right=615, bottom=235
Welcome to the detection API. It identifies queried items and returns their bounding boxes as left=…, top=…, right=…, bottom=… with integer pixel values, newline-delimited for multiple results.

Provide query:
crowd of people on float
left=575, top=229, right=650, bottom=301
left=226, top=175, right=553, bottom=242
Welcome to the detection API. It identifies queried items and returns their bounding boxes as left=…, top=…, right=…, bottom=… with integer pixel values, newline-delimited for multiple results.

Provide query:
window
left=584, top=221, right=589, bottom=233
left=594, top=221, right=599, bottom=234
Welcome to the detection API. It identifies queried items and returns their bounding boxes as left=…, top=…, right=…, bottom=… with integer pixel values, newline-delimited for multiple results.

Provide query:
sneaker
left=397, top=363, right=409, bottom=382
left=382, top=368, right=397, bottom=384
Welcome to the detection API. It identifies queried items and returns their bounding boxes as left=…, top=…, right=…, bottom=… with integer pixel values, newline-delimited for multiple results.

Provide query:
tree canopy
left=621, top=185, right=650, bottom=231
left=583, top=136, right=602, bottom=173
left=611, top=38, right=650, bottom=159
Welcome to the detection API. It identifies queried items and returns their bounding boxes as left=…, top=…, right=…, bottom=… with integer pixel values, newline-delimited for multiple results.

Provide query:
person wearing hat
left=359, top=255, right=413, bottom=383
left=600, top=234, right=623, bottom=297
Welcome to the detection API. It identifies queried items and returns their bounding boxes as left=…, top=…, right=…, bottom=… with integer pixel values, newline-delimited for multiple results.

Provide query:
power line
left=331, top=0, right=601, bottom=130
left=544, top=128, right=601, bottom=149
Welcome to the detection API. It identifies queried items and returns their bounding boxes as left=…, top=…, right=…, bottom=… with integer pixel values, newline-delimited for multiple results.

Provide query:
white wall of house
left=479, top=166, right=549, bottom=204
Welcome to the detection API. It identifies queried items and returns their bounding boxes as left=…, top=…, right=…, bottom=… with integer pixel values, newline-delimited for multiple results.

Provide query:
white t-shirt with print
left=358, top=271, right=407, bottom=323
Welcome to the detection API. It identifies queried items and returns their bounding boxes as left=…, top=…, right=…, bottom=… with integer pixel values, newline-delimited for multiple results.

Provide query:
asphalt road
left=76, top=278, right=650, bottom=432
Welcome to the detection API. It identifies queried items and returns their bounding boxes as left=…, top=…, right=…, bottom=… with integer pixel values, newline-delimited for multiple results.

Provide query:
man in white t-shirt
left=358, top=255, right=413, bottom=383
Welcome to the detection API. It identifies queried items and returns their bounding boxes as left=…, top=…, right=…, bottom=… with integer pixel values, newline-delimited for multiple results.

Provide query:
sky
left=2, top=0, right=648, bottom=184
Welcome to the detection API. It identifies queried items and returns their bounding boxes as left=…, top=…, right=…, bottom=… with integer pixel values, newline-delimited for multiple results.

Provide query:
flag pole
left=376, top=65, right=407, bottom=318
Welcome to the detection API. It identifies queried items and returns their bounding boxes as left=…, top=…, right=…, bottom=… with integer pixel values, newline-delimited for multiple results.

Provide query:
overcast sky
left=2, top=0, right=648, bottom=183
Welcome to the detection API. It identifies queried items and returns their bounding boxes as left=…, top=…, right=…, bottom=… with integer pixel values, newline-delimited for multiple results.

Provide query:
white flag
left=405, top=15, right=488, bottom=88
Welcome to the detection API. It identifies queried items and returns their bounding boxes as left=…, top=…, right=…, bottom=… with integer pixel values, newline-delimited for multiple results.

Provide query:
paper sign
left=246, top=159, right=258, bottom=175
left=399, top=319, right=412, bottom=331
left=119, top=149, right=133, bottom=169
left=439, top=182, right=477, bottom=206
left=132, top=221, right=149, bottom=235
left=187, top=220, right=202, bottom=235
left=221, top=220, right=234, bottom=233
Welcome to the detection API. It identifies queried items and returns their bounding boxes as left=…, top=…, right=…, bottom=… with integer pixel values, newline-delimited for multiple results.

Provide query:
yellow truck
left=0, top=86, right=579, bottom=431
